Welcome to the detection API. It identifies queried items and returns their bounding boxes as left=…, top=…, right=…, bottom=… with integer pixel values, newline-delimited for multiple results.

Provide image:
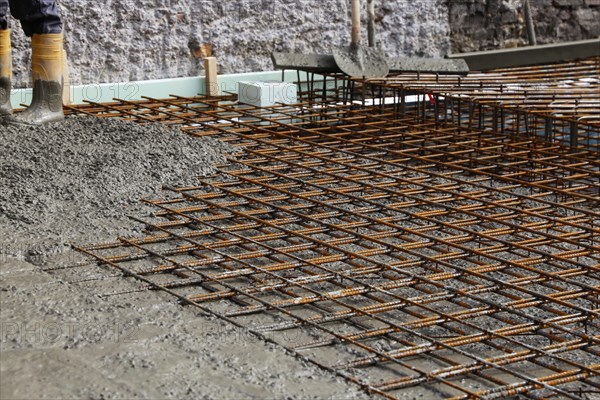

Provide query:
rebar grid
left=377, top=59, right=600, bottom=120
left=293, top=57, right=600, bottom=152
left=71, top=81, right=598, bottom=399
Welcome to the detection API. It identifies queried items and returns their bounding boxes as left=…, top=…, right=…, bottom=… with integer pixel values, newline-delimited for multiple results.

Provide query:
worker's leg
left=8, top=0, right=63, bottom=124
left=8, top=0, right=62, bottom=36
left=0, top=0, right=11, bottom=115
left=0, top=0, right=9, bottom=31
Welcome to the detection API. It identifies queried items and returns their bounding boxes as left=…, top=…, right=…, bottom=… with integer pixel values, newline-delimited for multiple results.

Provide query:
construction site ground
left=0, top=117, right=366, bottom=399
left=1, top=58, right=599, bottom=399
left=1, top=257, right=365, bottom=399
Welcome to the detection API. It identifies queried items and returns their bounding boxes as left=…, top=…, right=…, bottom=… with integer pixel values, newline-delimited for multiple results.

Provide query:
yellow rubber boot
left=0, top=29, right=12, bottom=115
left=11, top=33, right=64, bottom=125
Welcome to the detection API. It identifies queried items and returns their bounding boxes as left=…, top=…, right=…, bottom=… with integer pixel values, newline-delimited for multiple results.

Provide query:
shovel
left=333, top=0, right=389, bottom=78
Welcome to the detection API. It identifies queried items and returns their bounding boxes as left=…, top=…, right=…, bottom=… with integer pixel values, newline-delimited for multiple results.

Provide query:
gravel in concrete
left=0, top=115, right=369, bottom=399
left=0, top=115, right=231, bottom=253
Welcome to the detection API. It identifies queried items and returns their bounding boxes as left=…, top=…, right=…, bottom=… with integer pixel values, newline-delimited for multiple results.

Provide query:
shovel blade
left=333, top=45, right=389, bottom=78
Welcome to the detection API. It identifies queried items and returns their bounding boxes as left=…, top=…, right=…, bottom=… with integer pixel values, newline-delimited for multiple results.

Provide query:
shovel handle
left=351, top=0, right=361, bottom=46
left=367, top=0, right=375, bottom=47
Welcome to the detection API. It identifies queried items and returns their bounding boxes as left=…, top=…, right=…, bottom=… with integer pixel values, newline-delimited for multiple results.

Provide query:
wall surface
left=7, top=0, right=451, bottom=88
left=6, top=0, right=598, bottom=89
left=449, top=0, right=600, bottom=53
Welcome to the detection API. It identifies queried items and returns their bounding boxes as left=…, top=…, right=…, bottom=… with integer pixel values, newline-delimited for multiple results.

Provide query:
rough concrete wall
left=7, top=0, right=451, bottom=88
left=449, top=0, right=600, bottom=53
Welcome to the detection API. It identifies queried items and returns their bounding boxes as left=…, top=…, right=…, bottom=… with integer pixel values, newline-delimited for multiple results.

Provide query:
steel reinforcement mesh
left=294, top=57, right=600, bottom=152
left=71, top=80, right=599, bottom=399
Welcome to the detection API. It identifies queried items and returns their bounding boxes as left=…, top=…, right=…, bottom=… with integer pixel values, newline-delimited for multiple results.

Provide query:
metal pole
left=367, top=0, right=376, bottom=47
left=523, top=0, right=537, bottom=46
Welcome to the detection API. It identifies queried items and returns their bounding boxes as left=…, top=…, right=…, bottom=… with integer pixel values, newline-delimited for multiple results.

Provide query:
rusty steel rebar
left=70, top=57, right=599, bottom=399
left=293, top=57, right=600, bottom=152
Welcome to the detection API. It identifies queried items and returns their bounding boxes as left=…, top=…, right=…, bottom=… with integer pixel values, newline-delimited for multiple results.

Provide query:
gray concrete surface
left=0, top=116, right=369, bottom=399
left=0, top=256, right=369, bottom=400
left=0, top=116, right=231, bottom=250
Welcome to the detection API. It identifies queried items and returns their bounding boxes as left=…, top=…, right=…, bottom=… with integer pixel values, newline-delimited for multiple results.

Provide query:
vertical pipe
left=570, top=121, right=578, bottom=148
left=310, top=72, right=316, bottom=106
left=361, top=78, right=366, bottom=107
left=367, top=0, right=376, bottom=48
left=468, top=103, right=476, bottom=131
left=544, top=117, right=553, bottom=142
left=297, top=69, right=301, bottom=102
left=478, top=104, right=484, bottom=130
left=457, top=98, right=462, bottom=131
left=493, top=107, right=498, bottom=133
left=400, top=86, right=406, bottom=116
left=345, top=78, right=350, bottom=104
left=334, top=75, right=338, bottom=103
left=523, top=0, right=537, bottom=46
left=434, top=95, right=439, bottom=128
left=351, top=0, right=361, bottom=47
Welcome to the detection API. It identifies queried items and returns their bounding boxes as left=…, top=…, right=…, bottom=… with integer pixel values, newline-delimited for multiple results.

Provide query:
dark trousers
left=0, top=0, right=62, bottom=37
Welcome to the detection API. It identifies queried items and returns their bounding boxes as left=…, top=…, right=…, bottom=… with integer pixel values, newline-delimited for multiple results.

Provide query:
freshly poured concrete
left=0, top=116, right=230, bottom=248
left=1, top=257, right=368, bottom=399
left=3, top=115, right=593, bottom=399
left=0, top=116, right=369, bottom=399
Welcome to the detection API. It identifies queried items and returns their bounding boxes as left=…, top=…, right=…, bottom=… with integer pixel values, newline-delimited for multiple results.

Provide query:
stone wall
left=7, top=0, right=451, bottom=88
left=449, top=0, right=600, bottom=53
left=5, top=0, right=597, bottom=89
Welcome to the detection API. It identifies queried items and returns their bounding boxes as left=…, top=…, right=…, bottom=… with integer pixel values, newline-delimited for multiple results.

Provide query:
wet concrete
left=0, top=256, right=368, bottom=399
left=332, top=45, right=389, bottom=78
left=0, top=115, right=231, bottom=251
left=0, top=116, right=369, bottom=399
